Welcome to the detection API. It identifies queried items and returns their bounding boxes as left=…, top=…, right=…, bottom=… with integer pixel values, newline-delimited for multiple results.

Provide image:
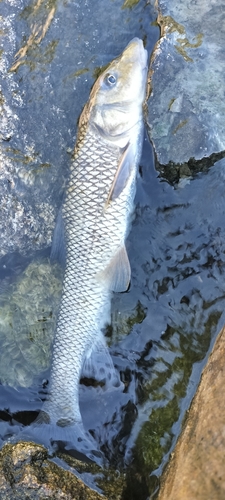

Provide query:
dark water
left=1, top=0, right=225, bottom=498
left=109, top=142, right=225, bottom=496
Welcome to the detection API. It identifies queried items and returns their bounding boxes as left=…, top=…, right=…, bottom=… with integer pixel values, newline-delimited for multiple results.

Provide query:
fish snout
left=123, top=37, right=148, bottom=70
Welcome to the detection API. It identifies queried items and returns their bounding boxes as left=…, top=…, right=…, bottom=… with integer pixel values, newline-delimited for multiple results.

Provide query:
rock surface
left=147, top=0, right=225, bottom=168
left=0, top=442, right=102, bottom=499
left=0, top=259, right=62, bottom=387
left=0, top=0, right=158, bottom=258
left=157, top=324, right=225, bottom=500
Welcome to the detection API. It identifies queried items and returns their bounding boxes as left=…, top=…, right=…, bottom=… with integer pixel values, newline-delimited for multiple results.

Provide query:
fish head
left=85, top=38, right=148, bottom=146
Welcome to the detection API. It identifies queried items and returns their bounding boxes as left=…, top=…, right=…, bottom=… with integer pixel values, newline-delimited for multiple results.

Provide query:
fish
left=29, top=38, right=148, bottom=462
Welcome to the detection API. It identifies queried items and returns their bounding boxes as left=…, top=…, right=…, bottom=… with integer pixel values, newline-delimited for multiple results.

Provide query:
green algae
left=5, top=146, right=39, bottom=164
left=109, top=300, right=147, bottom=342
left=122, top=0, right=140, bottom=9
left=157, top=15, right=204, bottom=63
left=168, top=97, right=176, bottom=111
left=11, top=0, right=58, bottom=72
left=92, top=63, right=110, bottom=81
left=135, top=398, right=180, bottom=471
left=14, top=39, right=59, bottom=72
left=60, top=452, right=125, bottom=499
left=177, top=32, right=204, bottom=50
left=130, top=307, right=222, bottom=489
left=63, top=67, right=89, bottom=84
left=20, top=0, right=58, bottom=22
left=41, top=38, right=59, bottom=64
left=157, top=15, right=185, bottom=36
left=0, top=90, right=4, bottom=106
left=73, top=67, right=89, bottom=77
left=174, top=33, right=203, bottom=62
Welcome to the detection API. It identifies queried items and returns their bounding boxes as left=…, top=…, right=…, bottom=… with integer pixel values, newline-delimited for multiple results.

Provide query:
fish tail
left=15, top=413, right=104, bottom=465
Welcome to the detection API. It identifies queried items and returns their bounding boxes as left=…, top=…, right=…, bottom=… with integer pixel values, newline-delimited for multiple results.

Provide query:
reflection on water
left=1, top=137, right=225, bottom=497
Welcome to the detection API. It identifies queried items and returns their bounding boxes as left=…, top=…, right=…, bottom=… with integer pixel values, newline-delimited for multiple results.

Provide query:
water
left=1, top=0, right=225, bottom=497
left=1, top=135, right=225, bottom=497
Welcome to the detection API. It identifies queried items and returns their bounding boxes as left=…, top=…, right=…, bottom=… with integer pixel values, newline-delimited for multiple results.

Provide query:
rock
left=157, top=324, right=225, bottom=500
left=0, top=259, right=62, bottom=387
left=0, top=440, right=127, bottom=499
left=0, top=441, right=106, bottom=499
left=0, top=0, right=158, bottom=258
left=147, top=0, right=225, bottom=169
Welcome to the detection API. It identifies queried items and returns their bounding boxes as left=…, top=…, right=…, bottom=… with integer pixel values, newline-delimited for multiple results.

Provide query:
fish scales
left=47, top=128, right=135, bottom=421
left=28, top=38, right=148, bottom=460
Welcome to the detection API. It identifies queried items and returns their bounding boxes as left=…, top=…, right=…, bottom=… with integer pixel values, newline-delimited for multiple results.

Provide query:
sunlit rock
left=157, top=323, right=225, bottom=500
left=0, top=441, right=123, bottom=499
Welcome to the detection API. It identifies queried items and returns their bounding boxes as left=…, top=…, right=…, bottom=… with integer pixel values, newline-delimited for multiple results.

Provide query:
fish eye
left=104, top=73, right=117, bottom=87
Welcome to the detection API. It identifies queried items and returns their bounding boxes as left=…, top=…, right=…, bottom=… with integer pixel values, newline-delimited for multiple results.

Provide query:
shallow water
left=110, top=141, right=225, bottom=495
left=1, top=136, right=225, bottom=497
left=1, top=0, right=225, bottom=498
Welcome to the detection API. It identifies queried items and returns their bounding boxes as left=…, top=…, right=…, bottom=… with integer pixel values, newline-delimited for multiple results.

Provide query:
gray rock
left=0, top=0, right=158, bottom=258
left=0, top=440, right=124, bottom=499
left=147, top=0, right=225, bottom=166
left=0, top=259, right=62, bottom=387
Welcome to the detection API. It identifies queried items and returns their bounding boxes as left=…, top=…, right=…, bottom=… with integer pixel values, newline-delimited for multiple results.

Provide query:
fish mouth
left=123, top=37, right=148, bottom=70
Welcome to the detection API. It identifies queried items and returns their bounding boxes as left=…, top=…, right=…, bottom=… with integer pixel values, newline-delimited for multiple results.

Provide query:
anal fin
left=82, top=335, right=121, bottom=389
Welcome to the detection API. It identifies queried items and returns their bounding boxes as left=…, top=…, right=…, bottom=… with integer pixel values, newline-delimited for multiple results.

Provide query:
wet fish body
left=37, top=38, right=148, bottom=456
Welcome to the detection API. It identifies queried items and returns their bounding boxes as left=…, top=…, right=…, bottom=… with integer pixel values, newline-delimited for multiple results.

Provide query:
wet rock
left=0, top=259, right=62, bottom=387
left=157, top=324, right=225, bottom=500
left=147, top=0, right=225, bottom=170
left=0, top=441, right=107, bottom=499
left=0, top=0, right=158, bottom=258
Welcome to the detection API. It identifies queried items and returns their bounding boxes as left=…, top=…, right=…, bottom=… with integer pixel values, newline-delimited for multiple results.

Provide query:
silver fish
left=34, top=38, right=148, bottom=460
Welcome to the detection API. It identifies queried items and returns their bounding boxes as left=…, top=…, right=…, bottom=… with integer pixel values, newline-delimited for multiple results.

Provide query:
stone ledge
left=158, top=325, right=225, bottom=500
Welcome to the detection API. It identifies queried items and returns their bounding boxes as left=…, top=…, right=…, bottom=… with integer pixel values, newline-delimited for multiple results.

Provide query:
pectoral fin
left=106, top=142, right=133, bottom=205
left=97, top=245, right=131, bottom=292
